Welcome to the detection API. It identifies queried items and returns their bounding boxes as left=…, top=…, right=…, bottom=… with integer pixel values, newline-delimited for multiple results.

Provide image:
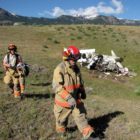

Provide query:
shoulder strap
left=15, top=53, right=19, bottom=65
left=7, top=53, right=10, bottom=64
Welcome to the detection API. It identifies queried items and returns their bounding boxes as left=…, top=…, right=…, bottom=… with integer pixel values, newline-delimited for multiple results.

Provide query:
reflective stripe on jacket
left=52, top=61, right=84, bottom=108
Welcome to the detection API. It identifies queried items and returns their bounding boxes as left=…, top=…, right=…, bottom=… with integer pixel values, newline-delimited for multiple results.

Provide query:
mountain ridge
left=0, top=8, right=140, bottom=25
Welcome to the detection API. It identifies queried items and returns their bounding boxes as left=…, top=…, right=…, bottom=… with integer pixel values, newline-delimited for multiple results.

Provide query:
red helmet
left=63, top=46, right=81, bottom=61
left=8, top=44, right=17, bottom=51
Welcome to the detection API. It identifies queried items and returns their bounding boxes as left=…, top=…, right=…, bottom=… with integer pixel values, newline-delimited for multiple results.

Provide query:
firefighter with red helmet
left=52, top=46, right=95, bottom=139
left=3, top=44, right=24, bottom=98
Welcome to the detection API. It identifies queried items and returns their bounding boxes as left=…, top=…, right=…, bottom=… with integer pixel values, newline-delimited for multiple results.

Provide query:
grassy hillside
left=0, top=25, right=140, bottom=140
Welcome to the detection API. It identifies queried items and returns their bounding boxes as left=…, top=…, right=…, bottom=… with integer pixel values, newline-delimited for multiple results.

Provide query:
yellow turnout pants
left=4, top=69, right=20, bottom=97
left=54, top=102, right=93, bottom=138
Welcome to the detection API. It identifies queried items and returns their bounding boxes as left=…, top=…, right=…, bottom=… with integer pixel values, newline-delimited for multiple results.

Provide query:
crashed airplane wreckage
left=77, top=49, right=136, bottom=77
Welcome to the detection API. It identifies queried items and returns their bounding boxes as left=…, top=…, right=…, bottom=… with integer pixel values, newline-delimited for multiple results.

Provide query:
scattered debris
left=78, top=49, right=136, bottom=77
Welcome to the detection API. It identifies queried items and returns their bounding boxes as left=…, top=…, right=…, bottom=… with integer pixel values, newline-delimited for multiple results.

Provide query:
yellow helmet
left=8, top=44, right=17, bottom=51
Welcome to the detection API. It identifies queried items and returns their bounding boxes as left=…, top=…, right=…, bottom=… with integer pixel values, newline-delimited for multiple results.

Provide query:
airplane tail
left=111, top=50, right=117, bottom=57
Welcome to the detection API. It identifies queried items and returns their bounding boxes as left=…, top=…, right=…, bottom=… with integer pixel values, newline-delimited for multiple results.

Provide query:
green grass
left=0, top=25, right=140, bottom=140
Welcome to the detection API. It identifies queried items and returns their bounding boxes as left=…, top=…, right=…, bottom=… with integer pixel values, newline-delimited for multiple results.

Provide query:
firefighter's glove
left=66, top=95, right=76, bottom=109
left=80, top=88, right=86, bottom=100
left=81, top=92, right=86, bottom=100
left=10, top=65, right=16, bottom=70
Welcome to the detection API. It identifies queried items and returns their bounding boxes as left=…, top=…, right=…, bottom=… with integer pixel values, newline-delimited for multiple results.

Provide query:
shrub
left=93, top=36, right=97, bottom=39
left=70, top=37, right=75, bottom=40
left=47, top=37, right=52, bottom=40
left=87, top=27, right=91, bottom=30
left=43, top=45, right=48, bottom=48
left=112, top=34, right=116, bottom=38
left=53, top=40, right=60, bottom=44
left=77, top=36, right=82, bottom=39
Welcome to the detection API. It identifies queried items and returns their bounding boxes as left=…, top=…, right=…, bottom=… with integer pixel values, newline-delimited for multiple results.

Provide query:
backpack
left=24, top=63, right=30, bottom=76
left=7, top=53, right=30, bottom=77
left=17, top=63, right=30, bottom=77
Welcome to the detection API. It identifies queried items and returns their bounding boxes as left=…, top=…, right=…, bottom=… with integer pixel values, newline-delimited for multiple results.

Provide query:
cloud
left=38, top=7, right=65, bottom=17
left=52, top=7, right=65, bottom=17
left=38, top=0, right=124, bottom=19
left=97, top=0, right=124, bottom=14
left=67, top=7, right=98, bottom=19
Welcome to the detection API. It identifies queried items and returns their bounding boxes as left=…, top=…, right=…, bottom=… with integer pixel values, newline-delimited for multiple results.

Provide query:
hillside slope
left=0, top=25, right=140, bottom=140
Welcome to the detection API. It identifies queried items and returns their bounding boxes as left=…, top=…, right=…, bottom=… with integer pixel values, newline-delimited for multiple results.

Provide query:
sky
left=0, top=0, right=139, bottom=20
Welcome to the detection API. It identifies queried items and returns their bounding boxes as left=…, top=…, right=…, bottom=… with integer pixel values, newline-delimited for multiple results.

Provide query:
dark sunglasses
left=9, top=48, right=16, bottom=51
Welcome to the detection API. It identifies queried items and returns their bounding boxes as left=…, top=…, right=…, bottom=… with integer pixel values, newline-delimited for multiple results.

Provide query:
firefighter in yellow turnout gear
left=3, top=44, right=25, bottom=98
left=52, top=46, right=95, bottom=140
